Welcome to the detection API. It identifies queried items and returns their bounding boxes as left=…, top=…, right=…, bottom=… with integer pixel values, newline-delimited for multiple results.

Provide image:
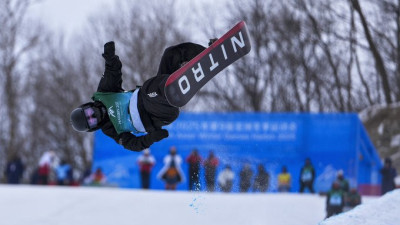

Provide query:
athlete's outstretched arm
left=97, top=41, right=124, bottom=92
left=118, top=129, right=169, bottom=152
left=101, top=121, right=169, bottom=152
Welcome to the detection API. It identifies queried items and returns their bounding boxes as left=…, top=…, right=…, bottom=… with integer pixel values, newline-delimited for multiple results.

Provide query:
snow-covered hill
left=319, top=189, right=400, bottom=225
left=0, top=185, right=398, bottom=225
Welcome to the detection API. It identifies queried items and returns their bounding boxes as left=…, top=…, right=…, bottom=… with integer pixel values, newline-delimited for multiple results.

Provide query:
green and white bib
left=92, top=91, right=143, bottom=134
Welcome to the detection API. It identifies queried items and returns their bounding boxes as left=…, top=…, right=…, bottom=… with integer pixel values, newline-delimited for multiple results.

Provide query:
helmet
left=70, top=102, right=105, bottom=132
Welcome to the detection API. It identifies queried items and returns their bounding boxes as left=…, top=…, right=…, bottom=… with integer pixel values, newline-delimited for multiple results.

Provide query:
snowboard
left=164, top=21, right=251, bottom=107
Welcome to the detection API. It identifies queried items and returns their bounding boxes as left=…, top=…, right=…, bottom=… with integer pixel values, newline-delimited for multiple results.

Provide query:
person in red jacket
left=203, top=151, right=219, bottom=192
left=186, top=149, right=202, bottom=191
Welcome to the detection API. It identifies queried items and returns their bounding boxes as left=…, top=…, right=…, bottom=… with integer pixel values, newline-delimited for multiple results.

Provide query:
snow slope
left=319, top=189, right=400, bottom=225
left=0, top=185, right=397, bottom=225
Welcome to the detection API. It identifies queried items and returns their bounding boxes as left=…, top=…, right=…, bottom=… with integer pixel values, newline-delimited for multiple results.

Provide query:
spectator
left=218, top=165, right=235, bottom=192
left=30, top=167, right=40, bottom=185
left=70, top=169, right=81, bottom=186
left=37, top=151, right=58, bottom=185
left=380, top=157, right=397, bottom=195
left=85, top=167, right=107, bottom=186
left=326, top=181, right=345, bottom=218
left=299, top=158, right=316, bottom=193
left=81, top=167, right=92, bottom=185
left=239, top=163, right=253, bottom=192
left=137, top=148, right=156, bottom=189
left=204, top=151, right=219, bottom=192
left=344, top=188, right=361, bottom=211
left=5, top=155, right=24, bottom=184
left=253, top=164, right=269, bottom=192
left=55, top=159, right=72, bottom=185
left=158, top=146, right=184, bottom=190
left=336, top=170, right=350, bottom=193
left=278, top=166, right=291, bottom=192
left=186, top=149, right=202, bottom=191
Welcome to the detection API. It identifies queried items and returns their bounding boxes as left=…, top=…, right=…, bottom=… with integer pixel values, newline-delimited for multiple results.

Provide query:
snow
left=1, top=185, right=398, bottom=225
left=396, top=176, right=400, bottom=186
left=390, top=134, right=400, bottom=148
left=358, top=102, right=400, bottom=123
left=378, top=123, right=384, bottom=135
left=358, top=104, right=385, bottom=123
left=320, top=190, right=400, bottom=225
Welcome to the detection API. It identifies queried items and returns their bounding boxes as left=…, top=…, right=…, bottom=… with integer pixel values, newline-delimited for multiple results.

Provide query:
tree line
left=0, top=0, right=398, bottom=181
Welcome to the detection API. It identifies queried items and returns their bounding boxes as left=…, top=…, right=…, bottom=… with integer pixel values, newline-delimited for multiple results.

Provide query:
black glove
left=102, top=41, right=116, bottom=61
left=149, top=129, right=169, bottom=142
left=102, top=41, right=122, bottom=70
left=208, top=38, right=218, bottom=46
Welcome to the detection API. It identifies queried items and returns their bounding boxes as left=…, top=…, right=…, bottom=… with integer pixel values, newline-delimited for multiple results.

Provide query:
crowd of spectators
left=135, top=146, right=357, bottom=198
left=4, top=151, right=107, bottom=187
left=323, top=157, right=398, bottom=218
left=325, top=170, right=361, bottom=218
left=143, top=146, right=272, bottom=193
left=3, top=148, right=398, bottom=208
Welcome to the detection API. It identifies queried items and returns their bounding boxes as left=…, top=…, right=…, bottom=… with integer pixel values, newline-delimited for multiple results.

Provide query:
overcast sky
left=27, top=0, right=228, bottom=40
left=28, top=0, right=116, bottom=37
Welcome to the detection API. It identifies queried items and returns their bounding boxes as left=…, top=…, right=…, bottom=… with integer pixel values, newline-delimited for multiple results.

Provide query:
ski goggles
left=83, top=106, right=98, bottom=129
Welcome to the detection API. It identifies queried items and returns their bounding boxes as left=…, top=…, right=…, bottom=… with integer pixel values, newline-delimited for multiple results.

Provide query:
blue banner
left=92, top=113, right=381, bottom=192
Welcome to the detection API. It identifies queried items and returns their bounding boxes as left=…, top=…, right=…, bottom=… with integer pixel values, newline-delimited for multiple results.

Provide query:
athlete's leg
left=156, top=42, right=206, bottom=76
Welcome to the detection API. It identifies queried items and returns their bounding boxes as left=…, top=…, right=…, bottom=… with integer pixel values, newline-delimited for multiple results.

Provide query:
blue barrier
left=93, top=113, right=382, bottom=192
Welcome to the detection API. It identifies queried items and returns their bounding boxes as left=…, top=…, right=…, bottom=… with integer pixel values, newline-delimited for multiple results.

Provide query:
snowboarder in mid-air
left=70, top=21, right=251, bottom=152
left=70, top=41, right=206, bottom=151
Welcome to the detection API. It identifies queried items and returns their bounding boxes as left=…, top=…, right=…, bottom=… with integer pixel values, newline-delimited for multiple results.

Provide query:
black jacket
left=5, top=157, right=24, bottom=184
left=96, top=54, right=154, bottom=151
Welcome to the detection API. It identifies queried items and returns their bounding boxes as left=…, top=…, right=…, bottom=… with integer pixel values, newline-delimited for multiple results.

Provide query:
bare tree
left=194, top=0, right=354, bottom=112
left=25, top=34, right=96, bottom=174
left=0, top=0, right=41, bottom=180
left=198, top=0, right=397, bottom=113
left=192, top=0, right=279, bottom=112
left=366, top=0, right=400, bottom=101
left=80, top=0, right=187, bottom=89
left=351, top=0, right=393, bottom=104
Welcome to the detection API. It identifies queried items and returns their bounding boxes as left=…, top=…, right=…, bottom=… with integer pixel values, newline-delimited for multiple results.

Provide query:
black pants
left=139, top=43, right=205, bottom=131
left=326, top=206, right=343, bottom=218
left=188, top=169, right=200, bottom=191
left=205, top=176, right=216, bottom=192
left=140, top=171, right=151, bottom=189
left=300, top=181, right=315, bottom=193
left=221, top=181, right=233, bottom=192
left=156, top=42, right=206, bottom=77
